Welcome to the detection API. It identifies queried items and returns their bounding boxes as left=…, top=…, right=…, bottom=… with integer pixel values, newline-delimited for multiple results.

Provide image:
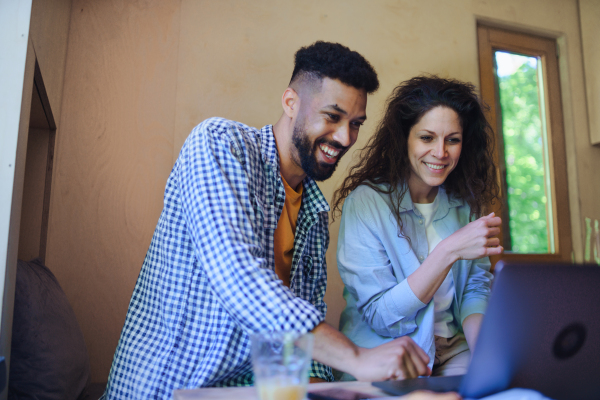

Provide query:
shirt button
left=419, top=255, right=424, bottom=261
left=419, top=219, right=423, bottom=225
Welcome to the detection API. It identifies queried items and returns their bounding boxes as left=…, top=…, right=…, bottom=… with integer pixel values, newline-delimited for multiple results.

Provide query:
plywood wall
left=48, top=0, right=599, bottom=382
left=47, top=0, right=181, bottom=381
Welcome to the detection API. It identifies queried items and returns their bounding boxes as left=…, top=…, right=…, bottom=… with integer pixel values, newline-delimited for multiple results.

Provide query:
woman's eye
left=420, top=136, right=433, bottom=142
left=447, top=137, right=462, bottom=143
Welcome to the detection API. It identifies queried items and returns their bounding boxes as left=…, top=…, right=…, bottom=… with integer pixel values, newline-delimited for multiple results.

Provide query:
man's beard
left=291, top=121, right=345, bottom=182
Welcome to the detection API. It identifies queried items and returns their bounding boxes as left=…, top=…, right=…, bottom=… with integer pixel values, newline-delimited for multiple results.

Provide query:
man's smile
left=319, top=143, right=341, bottom=162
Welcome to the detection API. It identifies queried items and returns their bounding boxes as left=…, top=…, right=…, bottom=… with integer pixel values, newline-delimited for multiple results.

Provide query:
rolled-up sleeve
left=337, top=195, right=427, bottom=338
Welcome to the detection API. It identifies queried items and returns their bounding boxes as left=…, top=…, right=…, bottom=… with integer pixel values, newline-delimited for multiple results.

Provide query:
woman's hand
left=442, top=212, right=503, bottom=263
left=407, top=213, right=504, bottom=304
left=407, top=212, right=502, bottom=304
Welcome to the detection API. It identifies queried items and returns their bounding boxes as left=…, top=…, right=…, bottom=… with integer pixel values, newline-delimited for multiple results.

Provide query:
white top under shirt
left=413, top=201, right=458, bottom=338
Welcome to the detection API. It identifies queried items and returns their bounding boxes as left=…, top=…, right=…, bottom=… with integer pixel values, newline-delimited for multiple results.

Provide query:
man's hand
left=350, top=336, right=430, bottom=382
left=311, top=323, right=430, bottom=382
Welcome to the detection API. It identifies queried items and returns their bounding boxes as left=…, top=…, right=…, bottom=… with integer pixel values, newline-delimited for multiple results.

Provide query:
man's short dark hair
left=290, top=41, right=379, bottom=94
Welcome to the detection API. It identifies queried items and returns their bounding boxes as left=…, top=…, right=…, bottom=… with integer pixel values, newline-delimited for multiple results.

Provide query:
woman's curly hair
left=332, top=75, right=499, bottom=230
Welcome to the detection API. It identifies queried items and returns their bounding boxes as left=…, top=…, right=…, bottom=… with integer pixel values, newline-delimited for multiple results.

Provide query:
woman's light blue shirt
left=337, top=184, right=493, bottom=373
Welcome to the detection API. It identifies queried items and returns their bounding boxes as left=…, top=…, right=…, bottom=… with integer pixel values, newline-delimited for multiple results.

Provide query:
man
left=102, top=41, right=430, bottom=399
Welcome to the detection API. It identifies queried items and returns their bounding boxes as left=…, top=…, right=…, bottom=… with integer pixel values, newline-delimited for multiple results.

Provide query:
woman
left=332, top=76, right=502, bottom=379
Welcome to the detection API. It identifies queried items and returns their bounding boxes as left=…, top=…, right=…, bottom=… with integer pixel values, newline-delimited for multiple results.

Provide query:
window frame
left=477, top=24, right=572, bottom=264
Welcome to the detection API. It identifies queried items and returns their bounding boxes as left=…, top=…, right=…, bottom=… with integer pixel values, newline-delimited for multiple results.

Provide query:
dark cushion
left=78, top=382, right=107, bottom=400
left=9, top=258, right=90, bottom=400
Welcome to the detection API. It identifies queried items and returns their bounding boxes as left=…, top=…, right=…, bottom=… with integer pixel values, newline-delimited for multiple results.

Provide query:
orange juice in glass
left=251, top=332, right=313, bottom=400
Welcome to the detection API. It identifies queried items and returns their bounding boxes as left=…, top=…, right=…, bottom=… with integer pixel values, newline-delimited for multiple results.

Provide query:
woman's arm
left=337, top=194, right=427, bottom=338
left=406, top=213, right=503, bottom=304
left=462, top=313, right=483, bottom=352
left=457, top=254, right=493, bottom=350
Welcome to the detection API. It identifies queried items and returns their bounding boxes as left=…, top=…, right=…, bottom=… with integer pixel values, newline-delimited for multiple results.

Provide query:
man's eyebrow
left=323, top=104, right=367, bottom=120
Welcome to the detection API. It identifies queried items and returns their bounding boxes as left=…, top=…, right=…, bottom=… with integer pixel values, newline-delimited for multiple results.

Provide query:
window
left=477, top=25, right=572, bottom=264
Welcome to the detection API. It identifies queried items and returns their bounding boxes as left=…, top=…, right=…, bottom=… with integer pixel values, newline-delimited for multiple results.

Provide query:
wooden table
left=173, top=381, right=393, bottom=400
left=172, top=381, right=547, bottom=400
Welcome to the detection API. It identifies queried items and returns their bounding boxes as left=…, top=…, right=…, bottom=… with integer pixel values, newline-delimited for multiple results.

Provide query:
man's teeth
left=320, top=144, right=340, bottom=158
left=425, top=162, right=445, bottom=170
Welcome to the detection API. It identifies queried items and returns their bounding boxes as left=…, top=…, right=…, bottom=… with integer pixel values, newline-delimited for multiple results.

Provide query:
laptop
left=373, top=262, right=600, bottom=400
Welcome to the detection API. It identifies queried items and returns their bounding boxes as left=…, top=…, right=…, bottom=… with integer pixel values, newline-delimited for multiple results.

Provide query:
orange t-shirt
left=273, top=175, right=303, bottom=287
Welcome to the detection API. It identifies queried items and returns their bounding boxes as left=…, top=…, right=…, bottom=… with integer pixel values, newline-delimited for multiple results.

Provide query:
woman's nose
left=432, top=141, right=447, bottom=158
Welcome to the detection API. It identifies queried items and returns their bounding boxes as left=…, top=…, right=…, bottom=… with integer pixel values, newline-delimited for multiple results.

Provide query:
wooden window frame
left=477, top=25, right=572, bottom=264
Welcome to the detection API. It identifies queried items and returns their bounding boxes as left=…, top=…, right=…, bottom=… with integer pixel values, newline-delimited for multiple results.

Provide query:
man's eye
left=327, top=113, right=340, bottom=122
left=351, top=122, right=363, bottom=129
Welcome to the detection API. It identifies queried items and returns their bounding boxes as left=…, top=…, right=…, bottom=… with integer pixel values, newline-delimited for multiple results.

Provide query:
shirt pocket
left=304, top=255, right=324, bottom=288
left=293, top=255, right=320, bottom=300
left=302, top=255, right=314, bottom=277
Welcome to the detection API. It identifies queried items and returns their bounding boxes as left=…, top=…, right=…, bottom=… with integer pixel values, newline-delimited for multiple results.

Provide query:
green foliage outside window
left=496, top=52, right=549, bottom=253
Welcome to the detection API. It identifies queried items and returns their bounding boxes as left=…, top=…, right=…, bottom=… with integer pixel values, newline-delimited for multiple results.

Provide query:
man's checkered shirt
left=102, top=118, right=334, bottom=399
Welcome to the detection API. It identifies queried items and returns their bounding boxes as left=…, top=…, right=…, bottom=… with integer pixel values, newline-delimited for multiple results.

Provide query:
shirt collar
left=399, top=184, right=463, bottom=215
left=259, top=124, right=280, bottom=174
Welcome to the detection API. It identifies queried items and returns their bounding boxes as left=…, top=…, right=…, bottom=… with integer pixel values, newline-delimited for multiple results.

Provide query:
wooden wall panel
left=47, top=0, right=181, bottom=381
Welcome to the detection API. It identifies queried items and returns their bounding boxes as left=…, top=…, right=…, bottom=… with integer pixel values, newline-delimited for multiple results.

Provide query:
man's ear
left=282, top=87, right=299, bottom=118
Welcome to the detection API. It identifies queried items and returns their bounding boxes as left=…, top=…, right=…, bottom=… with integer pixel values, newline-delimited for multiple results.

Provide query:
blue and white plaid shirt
left=102, top=118, right=333, bottom=399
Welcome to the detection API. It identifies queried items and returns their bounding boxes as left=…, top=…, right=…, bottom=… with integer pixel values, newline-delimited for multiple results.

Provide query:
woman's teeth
left=425, top=162, right=445, bottom=170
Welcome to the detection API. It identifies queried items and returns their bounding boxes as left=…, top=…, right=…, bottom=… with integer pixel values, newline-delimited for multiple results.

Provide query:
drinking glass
left=251, top=331, right=313, bottom=400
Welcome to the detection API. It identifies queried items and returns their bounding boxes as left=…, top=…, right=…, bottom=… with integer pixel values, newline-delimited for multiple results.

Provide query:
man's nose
left=332, top=124, right=352, bottom=148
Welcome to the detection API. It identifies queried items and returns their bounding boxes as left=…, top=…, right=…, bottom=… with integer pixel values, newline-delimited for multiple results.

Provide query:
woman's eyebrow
left=418, top=130, right=462, bottom=135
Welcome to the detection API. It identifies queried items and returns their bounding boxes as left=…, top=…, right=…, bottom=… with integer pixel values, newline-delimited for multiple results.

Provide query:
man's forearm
left=310, top=321, right=430, bottom=382
left=311, top=322, right=361, bottom=375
